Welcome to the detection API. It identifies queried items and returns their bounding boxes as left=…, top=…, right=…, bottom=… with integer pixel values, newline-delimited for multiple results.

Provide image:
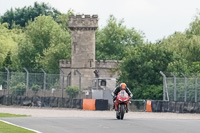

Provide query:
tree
left=159, top=14, right=200, bottom=74
left=56, top=10, right=74, bottom=31
left=0, top=2, right=61, bottom=28
left=118, top=44, right=175, bottom=100
left=96, top=15, right=144, bottom=60
left=2, top=51, right=12, bottom=68
left=0, top=23, right=22, bottom=71
left=38, top=42, right=71, bottom=73
left=18, top=15, right=71, bottom=73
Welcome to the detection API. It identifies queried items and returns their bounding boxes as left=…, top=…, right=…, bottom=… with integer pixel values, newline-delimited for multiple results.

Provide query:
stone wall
left=59, top=60, right=120, bottom=90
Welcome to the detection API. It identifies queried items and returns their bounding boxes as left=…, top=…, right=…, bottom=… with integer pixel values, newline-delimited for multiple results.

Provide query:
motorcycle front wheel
left=120, top=104, right=125, bottom=120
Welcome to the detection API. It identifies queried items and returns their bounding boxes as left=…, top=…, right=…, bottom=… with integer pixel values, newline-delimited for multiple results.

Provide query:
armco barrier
left=0, top=96, right=108, bottom=111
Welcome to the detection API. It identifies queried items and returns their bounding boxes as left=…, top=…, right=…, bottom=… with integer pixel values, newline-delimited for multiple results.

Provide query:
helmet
left=120, top=83, right=126, bottom=89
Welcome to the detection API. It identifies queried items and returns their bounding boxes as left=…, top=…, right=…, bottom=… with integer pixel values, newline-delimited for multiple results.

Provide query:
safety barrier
left=3, top=96, right=200, bottom=113
left=150, top=100, right=200, bottom=113
left=146, top=100, right=152, bottom=112
left=0, top=95, right=109, bottom=111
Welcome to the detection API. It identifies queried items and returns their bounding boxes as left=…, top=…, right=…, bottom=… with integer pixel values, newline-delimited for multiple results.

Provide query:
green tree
left=56, top=10, right=74, bottom=31
left=159, top=14, right=200, bottom=74
left=0, top=2, right=61, bottom=28
left=96, top=15, right=144, bottom=60
left=18, top=15, right=71, bottom=73
left=0, top=23, right=23, bottom=71
left=2, top=51, right=12, bottom=68
left=118, top=44, right=174, bottom=100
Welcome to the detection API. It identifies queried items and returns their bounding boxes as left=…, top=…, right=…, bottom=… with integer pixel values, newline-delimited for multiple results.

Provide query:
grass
left=0, top=121, right=36, bottom=133
left=0, top=113, right=35, bottom=133
left=0, top=113, right=28, bottom=117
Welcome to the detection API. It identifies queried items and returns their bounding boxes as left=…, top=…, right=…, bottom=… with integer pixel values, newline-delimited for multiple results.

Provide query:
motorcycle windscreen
left=119, top=90, right=128, bottom=98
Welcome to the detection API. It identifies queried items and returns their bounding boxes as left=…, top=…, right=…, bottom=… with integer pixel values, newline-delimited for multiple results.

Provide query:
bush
left=31, top=84, right=41, bottom=94
left=12, top=83, right=26, bottom=96
left=65, top=86, right=79, bottom=99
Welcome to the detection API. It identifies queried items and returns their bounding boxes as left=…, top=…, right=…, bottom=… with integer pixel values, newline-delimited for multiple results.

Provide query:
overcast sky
left=0, top=0, right=200, bottom=43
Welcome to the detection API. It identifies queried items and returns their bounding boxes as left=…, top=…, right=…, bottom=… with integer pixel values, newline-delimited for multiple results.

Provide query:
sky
left=0, top=0, right=200, bottom=43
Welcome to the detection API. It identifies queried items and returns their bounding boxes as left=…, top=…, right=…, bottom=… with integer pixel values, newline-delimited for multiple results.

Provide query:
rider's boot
left=126, top=104, right=129, bottom=113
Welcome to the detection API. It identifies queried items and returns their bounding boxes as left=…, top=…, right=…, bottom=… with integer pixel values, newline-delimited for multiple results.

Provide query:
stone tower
left=60, top=14, right=119, bottom=92
left=67, top=15, right=98, bottom=89
left=69, top=15, right=98, bottom=68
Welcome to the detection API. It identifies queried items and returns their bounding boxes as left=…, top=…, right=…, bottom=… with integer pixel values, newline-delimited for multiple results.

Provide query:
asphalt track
left=1, top=117, right=200, bottom=133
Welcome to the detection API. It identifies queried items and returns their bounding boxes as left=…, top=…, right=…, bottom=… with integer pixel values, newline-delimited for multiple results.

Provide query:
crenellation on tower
left=59, top=60, right=71, bottom=68
left=96, top=60, right=121, bottom=69
left=69, top=15, right=98, bottom=30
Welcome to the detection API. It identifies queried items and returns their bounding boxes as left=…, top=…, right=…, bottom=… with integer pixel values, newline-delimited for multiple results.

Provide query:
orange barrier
left=83, top=99, right=96, bottom=110
left=146, top=100, right=152, bottom=112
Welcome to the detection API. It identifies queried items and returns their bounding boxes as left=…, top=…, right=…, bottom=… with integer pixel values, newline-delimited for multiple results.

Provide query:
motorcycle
left=114, top=90, right=130, bottom=120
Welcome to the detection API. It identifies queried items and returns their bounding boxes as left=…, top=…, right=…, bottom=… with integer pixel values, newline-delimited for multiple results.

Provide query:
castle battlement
left=69, top=15, right=98, bottom=30
left=59, top=59, right=122, bottom=69
left=95, top=60, right=122, bottom=69
left=59, top=60, right=71, bottom=68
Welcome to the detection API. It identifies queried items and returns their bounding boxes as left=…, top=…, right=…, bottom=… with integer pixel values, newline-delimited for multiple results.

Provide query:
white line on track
left=0, top=120, right=42, bottom=133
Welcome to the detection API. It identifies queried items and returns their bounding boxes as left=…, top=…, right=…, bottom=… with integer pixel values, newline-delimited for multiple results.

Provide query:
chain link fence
left=161, top=71, right=200, bottom=102
left=0, top=71, right=68, bottom=97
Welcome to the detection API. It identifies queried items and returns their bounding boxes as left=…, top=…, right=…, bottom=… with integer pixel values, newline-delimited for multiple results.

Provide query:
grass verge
left=0, top=113, right=28, bottom=117
left=0, top=121, right=36, bottom=133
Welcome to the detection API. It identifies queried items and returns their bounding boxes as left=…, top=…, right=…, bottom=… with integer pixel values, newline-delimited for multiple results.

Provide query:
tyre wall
left=147, top=100, right=200, bottom=113
left=0, top=95, right=109, bottom=111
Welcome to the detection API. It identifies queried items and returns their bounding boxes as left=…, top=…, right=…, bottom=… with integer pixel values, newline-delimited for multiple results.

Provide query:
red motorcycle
left=114, top=90, right=130, bottom=120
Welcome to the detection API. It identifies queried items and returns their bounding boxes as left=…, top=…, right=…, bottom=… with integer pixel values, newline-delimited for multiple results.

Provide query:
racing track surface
left=0, top=106, right=200, bottom=133
left=1, top=117, right=200, bottom=133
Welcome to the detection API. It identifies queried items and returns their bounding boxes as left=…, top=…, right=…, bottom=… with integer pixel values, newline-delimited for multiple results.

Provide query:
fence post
left=23, top=68, right=29, bottom=96
left=160, top=71, right=169, bottom=101
left=75, top=70, right=81, bottom=90
left=95, top=78, right=99, bottom=90
left=171, top=72, right=176, bottom=101
left=5, top=67, right=10, bottom=95
left=181, top=73, right=187, bottom=102
left=41, top=68, right=46, bottom=97
left=195, top=76, right=198, bottom=102
left=60, top=69, right=65, bottom=98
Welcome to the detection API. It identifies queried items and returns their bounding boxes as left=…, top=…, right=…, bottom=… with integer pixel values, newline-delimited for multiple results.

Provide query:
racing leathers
left=112, top=86, right=133, bottom=100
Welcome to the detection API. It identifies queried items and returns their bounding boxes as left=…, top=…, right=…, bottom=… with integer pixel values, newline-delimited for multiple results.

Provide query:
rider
left=112, top=83, right=133, bottom=111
